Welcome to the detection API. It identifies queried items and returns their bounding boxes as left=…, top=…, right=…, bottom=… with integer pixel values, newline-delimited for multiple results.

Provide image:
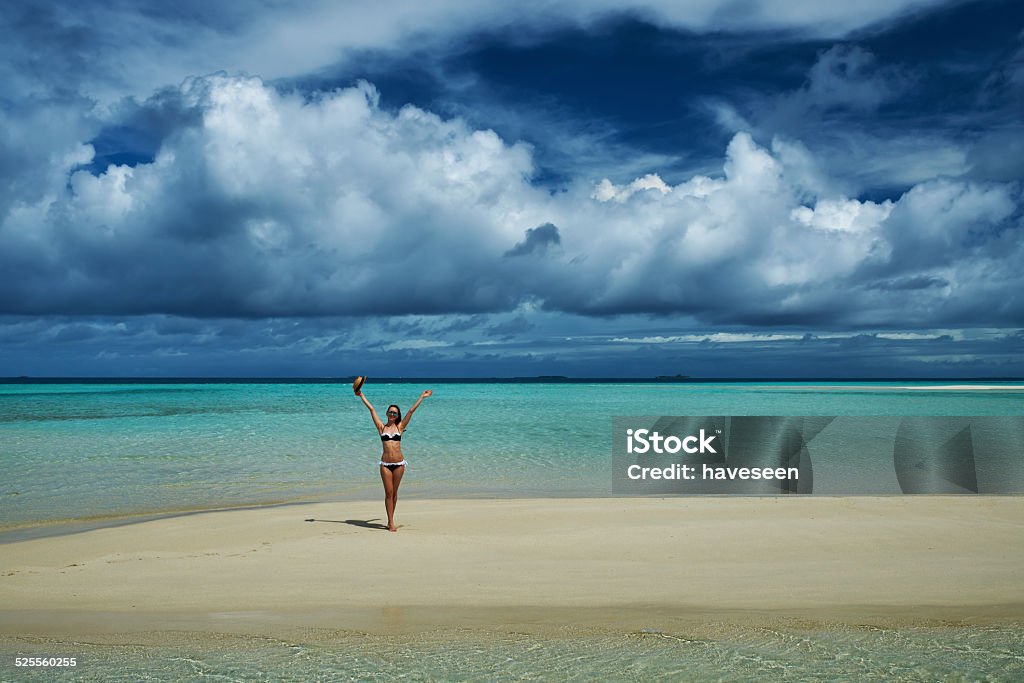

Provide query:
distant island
left=655, top=374, right=691, bottom=380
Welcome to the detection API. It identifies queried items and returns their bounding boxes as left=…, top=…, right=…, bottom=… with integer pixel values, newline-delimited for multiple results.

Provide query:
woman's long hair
left=386, top=404, right=402, bottom=429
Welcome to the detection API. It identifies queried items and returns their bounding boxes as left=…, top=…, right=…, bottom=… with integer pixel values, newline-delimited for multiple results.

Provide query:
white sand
left=1, top=497, right=1022, bottom=639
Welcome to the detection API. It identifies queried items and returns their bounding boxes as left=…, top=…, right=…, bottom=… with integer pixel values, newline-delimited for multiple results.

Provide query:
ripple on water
left=3, top=622, right=1023, bottom=682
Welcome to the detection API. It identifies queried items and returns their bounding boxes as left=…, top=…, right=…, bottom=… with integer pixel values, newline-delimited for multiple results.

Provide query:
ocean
left=7, top=622, right=1024, bottom=682
left=2, top=379, right=1023, bottom=681
left=2, top=380, right=1023, bottom=537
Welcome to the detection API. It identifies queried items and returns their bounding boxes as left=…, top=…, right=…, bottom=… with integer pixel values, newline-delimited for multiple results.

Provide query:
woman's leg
left=380, top=465, right=397, bottom=532
left=388, top=466, right=405, bottom=532
left=387, top=466, right=403, bottom=532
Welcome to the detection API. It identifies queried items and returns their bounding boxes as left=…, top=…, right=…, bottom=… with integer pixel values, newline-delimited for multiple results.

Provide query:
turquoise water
left=3, top=622, right=1023, bottom=682
left=1, top=381, right=1022, bottom=532
left=3, top=381, right=1023, bottom=681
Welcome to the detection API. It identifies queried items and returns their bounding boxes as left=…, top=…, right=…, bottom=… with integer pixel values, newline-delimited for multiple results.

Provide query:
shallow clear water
left=4, top=622, right=1023, bottom=682
left=3, top=381, right=1022, bottom=681
left=1, top=381, right=1022, bottom=530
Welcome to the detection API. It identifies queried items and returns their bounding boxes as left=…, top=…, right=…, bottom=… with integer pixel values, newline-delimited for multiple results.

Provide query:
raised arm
left=399, top=389, right=432, bottom=430
left=357, top=391, right=385, bottom=432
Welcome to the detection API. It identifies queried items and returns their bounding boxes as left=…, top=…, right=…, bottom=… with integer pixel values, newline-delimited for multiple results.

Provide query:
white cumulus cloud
left=0, top=75, right=1020, bottom=330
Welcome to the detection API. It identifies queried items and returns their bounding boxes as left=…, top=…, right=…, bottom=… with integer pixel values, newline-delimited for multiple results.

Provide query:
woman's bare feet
left=388, top=522, right=398, bottom=532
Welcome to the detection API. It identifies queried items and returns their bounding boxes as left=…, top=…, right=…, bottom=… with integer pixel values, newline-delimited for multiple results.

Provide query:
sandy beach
left=2, top=496, right=1023, bottom=646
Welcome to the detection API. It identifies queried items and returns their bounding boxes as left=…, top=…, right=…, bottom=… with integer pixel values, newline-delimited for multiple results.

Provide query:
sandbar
left=1, top=497, right=1022, bottom=642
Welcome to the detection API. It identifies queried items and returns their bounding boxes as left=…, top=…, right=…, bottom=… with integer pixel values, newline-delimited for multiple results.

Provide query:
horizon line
left=3, top=376, right=1024, bottom=383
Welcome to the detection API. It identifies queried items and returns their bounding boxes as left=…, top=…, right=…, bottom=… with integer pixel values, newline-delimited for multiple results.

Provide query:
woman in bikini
left=356, top=386, right=432, bottom=532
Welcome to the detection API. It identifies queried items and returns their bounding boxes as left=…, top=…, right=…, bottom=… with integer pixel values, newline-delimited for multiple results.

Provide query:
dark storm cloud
left=866, top=275, right=949, bottom=291
left=484, top=315, right=534, bottom=339
left=5, top=313, right=1021, bottom=378
left=1, top=0, right=1022, bottom=377
left=297, top=1, right=1020, bottom=194
left=83, top=86, right=206, bottom=174
left=52, top=324, right=97, bottom=343
left=376, top=315, right=488, bottom=338
left=504, top=223, right=561, bottom=257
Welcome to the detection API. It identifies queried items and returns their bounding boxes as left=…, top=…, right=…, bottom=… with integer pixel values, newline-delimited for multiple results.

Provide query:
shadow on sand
left=304, top=517, right=396, bottom=531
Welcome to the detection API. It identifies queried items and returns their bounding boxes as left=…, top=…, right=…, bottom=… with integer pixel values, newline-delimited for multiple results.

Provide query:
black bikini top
left=380, top=430, right=402, bottom=442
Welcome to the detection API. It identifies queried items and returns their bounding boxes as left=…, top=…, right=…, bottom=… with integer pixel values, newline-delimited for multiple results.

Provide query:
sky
left=1, top=0, right=1022, bottom=378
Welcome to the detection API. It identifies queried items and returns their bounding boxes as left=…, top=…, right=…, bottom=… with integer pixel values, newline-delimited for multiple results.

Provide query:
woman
left=356, top=386, right=432, bottom=532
